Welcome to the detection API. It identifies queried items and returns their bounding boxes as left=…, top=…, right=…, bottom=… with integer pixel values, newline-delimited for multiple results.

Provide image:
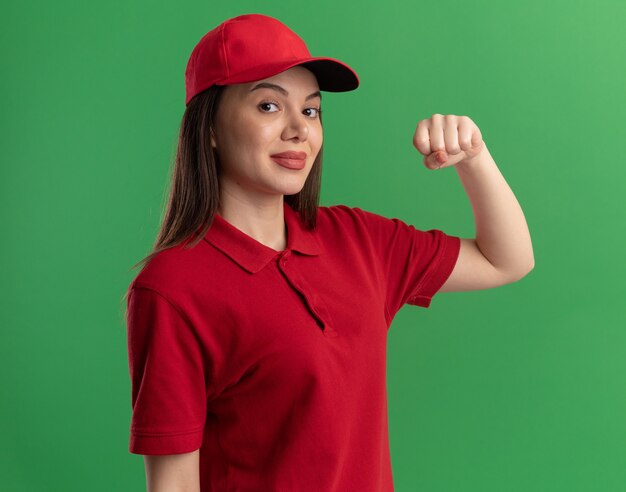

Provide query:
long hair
left=120, top=83, right=325, bottom=315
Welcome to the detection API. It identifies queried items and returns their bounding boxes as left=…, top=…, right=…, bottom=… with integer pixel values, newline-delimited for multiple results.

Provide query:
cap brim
left=296, top=57, right=360, bottom=92
left=214, top=57, right=359, bottom=92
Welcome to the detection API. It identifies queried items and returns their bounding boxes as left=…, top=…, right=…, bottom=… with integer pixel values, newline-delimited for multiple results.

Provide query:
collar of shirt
left=202, top=201, right=323, bottom=274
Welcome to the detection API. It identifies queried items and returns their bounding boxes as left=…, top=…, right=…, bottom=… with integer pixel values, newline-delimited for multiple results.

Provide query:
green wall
left=2, top=0, right=625, bottom=490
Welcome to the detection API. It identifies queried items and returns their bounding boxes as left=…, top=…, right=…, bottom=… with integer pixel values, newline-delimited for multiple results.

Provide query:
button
left=279, top=250, right=290, bottom=264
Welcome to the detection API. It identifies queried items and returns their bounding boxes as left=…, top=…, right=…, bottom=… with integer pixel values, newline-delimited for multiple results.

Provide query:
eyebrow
left=249, top=82, right=322, bottom=101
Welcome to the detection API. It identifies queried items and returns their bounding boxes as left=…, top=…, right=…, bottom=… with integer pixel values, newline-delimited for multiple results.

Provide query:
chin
left=275, top=183, right=307, bottom=196
left=271, top=172, right=311, bottom=195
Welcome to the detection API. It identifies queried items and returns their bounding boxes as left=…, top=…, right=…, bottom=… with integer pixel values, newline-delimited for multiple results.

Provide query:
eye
left=258, top=101, right=322, bottom=119
left=304, top=107, right=322, bottom=118
left=258, top=101, right=279, bottom=113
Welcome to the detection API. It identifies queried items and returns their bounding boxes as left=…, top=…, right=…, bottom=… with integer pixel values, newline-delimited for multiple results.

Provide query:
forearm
left=454, top=144, right=534, bottom=277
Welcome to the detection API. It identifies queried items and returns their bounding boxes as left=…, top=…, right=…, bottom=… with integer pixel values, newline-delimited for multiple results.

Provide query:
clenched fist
left=413, top=114, right=485, bottom=170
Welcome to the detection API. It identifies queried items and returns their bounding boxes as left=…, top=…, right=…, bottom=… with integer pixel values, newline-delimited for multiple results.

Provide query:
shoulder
left=318, top=203, right=367, bottom=217
left=317, top=203, right=409, bottom=234
left=313, top=204, right=416, bottom=255
left=129, top=240, right=209, bottom=295
left=314, top=204, right=370, bottom=240
left=317, top=203, right=387, bottom=228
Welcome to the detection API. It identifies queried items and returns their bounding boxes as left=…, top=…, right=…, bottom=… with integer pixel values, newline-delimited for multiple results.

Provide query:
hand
left=413, top=114, right=485, bottom=170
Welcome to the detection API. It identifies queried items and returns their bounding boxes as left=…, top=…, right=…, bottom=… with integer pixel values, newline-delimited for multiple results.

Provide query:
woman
left=124, top=13, right=534, bottom=492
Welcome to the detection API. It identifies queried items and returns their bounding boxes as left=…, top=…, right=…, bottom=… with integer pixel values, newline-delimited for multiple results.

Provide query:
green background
left=2, top=0, right=625, bottom=490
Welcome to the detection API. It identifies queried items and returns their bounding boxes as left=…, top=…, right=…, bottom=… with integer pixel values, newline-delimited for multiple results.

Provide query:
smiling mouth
left=270, top=156, right=306, bottom=170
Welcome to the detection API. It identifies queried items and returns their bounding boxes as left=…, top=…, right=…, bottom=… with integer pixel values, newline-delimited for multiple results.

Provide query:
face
left=210, top=66, right=323, bottom=204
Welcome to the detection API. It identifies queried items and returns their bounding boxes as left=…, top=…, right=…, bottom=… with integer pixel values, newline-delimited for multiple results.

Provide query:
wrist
left=456, top=144, right=490, bottom=173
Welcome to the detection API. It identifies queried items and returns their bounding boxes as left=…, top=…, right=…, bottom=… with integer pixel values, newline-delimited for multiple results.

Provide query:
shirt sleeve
left=126, top=285, right=209, bottom=455
left=352, top=207, right=461, bottom=319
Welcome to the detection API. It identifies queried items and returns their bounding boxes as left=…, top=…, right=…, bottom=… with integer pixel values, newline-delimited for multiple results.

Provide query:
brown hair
left=120, top=82, right=325, bottom=317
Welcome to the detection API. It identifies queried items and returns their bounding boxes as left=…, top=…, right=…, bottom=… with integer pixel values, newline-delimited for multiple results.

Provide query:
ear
left=210, top=129, right=217, bottom=149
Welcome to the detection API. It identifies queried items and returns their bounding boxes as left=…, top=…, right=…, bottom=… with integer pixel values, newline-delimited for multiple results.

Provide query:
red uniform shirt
left=126, top=201, right=460, bottom=491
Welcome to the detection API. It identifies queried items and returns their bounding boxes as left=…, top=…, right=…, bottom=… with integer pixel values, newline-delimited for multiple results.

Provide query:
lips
left=270, top=151, right=307, bottom=170
left=270, top=151, right=307, bottom=159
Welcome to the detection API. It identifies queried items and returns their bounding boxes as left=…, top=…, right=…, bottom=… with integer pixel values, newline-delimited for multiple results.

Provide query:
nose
left=282, top=110, right=309, bottom=141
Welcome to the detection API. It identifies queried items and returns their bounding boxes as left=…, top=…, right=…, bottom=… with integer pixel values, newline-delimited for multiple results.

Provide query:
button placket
left=277, top=252, right=336, bottom=336
left=279, top=250, right=290, bottom=265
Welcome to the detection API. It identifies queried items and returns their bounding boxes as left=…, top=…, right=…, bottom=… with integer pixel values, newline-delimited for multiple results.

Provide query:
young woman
left=124, top=13, right=534, bottom=492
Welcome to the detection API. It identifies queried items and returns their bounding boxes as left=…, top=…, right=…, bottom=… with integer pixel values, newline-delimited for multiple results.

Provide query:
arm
left=414, top=114, right=534, bottom=292
left=446, top=144, right=534, bottom=288
left=144, top=449, right=201, bottom=492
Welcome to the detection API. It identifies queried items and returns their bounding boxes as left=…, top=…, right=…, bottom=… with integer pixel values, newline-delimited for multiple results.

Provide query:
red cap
left=184, top=13, right=360, bottom=106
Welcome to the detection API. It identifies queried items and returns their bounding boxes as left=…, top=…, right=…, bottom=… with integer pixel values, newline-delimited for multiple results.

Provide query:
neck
left=217, top=193, right=287, bottom=251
